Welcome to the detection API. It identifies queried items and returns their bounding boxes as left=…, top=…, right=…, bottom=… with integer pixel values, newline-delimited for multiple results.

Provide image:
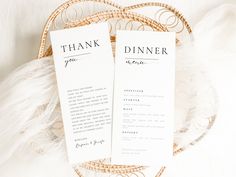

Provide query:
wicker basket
left=37, top=1, right=216, bottom=177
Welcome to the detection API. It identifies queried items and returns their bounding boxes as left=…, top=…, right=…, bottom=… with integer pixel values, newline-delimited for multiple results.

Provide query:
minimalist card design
left=50, top=23, right=114, bottom=164
left=112, top=30, right=175, bottom=166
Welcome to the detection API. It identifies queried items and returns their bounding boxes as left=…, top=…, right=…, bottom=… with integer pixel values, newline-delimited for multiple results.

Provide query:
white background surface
left=0, top=0, right=236, bottom=177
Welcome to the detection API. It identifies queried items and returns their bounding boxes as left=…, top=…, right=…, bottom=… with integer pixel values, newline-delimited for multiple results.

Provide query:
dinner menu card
left=112, top=30, right=175, bottom=166
left=50, top=23, right=114, bottom=164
